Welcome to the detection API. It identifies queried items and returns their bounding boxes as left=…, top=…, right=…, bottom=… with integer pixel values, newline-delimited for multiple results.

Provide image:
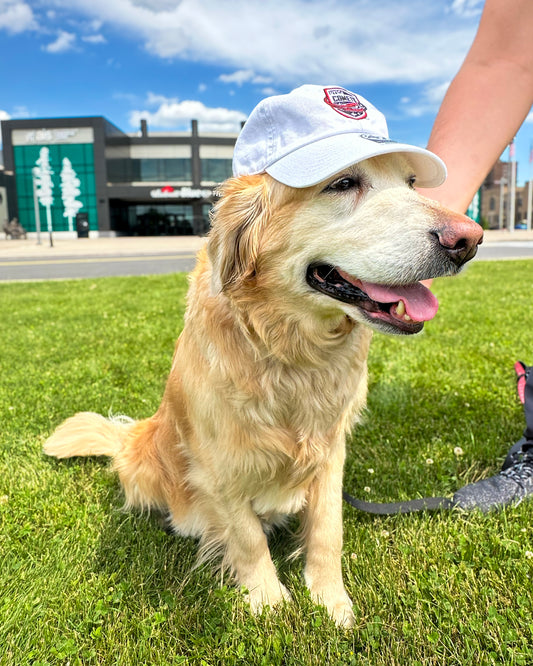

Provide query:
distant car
left=515, top=221, right=527, bottom=230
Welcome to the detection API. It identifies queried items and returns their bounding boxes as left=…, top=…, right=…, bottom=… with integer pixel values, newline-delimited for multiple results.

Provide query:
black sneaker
left=453, top=442, right=533, bottom=512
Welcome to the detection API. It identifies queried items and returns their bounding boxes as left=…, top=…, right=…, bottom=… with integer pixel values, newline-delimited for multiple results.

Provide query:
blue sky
left=1, top=0, right=532, bottom=184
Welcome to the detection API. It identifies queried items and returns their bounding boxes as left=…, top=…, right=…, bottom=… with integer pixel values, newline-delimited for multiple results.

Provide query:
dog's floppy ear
left=207, top=175, right=271, bottom=295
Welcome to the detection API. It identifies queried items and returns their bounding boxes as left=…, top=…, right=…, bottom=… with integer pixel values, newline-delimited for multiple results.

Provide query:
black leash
left=343, top=362, right=533, bottom=516
left=342, top=490, right=454, bottom=515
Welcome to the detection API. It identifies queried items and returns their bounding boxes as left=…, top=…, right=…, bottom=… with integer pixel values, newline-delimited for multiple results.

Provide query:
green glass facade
left=13, top=143, right=98, bottom=233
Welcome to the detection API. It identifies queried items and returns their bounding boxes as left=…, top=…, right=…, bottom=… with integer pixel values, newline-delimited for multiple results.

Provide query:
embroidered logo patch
left=323, top=87, right=367, bottom=120
left=360, top=133, right=396, bottom=144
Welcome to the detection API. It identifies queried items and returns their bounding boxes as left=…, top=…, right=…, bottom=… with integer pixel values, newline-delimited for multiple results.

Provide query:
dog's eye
left=407, top=175, right=416, bottom=189
left=323, top=176, right=361, bottom=193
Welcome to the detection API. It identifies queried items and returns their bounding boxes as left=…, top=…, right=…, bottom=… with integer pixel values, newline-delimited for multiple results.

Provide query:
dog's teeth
left=394, top=300, right=412, bottom=322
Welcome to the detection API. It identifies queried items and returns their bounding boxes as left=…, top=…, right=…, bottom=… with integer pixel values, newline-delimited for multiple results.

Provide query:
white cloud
left=0, top=0, right=37, bottom=33
left=0, top=106, right=31, bottom=122
left=82, top=33, right=106, bottom=44
left=400, top=81, right=451, bottom=117
left=145, top=92, right=172, bottom=106
left=219, top=70, right=256, bottom=86
left=449, top=0, right=484, bottom=18
left=219, top=70, right=273, bottom=87
left=113, top=91, right=140, bottom=103
left=48, top=0, right=479, bottom=87
left=129, top=0, right=181, bottom=9
left=43, top=30, right=77, bottom=53
left=11, top=105, right=31, bottom=118
left=130, top=94, right=247, bottom=131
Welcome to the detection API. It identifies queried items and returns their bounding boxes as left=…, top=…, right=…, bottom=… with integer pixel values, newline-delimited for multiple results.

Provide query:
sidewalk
left=479, top=229, right=533, bottom=242
left=0, top=229, right=532, bottom=260
left=0, top=234, right=207, bottom=259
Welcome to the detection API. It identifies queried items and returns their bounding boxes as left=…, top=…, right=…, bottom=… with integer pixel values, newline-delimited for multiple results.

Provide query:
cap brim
left=265, top=133, right=446, bottom=189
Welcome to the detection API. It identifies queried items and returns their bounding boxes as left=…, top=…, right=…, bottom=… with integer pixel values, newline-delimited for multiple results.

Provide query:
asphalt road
left=0, top=252, right=197, bottom=281
left=0, top=239, right=532, bottom=282
left=475, top=240, right=533, bottom=262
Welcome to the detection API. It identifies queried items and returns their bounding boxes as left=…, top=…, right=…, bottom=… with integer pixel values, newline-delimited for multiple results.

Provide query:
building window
left=489, top=197, right=496, bottom=211
left=201, top=158, right=233, bottom=183
left=107, top=158, right=135, bottom=182
left=140, top=159, right=191, bottom=181
left=107, top=158, right=191, bottom=182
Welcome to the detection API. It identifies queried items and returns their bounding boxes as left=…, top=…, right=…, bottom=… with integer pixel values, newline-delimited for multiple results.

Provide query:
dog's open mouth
left=306, top=264, right=439, bottom=334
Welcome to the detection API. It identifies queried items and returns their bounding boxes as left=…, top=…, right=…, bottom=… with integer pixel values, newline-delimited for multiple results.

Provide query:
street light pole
left=499, top=177, right=506, bottom=229
left=31, top=167, right=42, bottom=246
left=526, top=141, right=533, bottom=231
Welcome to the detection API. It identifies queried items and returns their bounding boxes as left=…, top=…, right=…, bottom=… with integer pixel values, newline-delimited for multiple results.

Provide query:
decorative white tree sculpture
left=34, top=147, right=55, bottom=246
left=60, top=157, right=83, bottom=232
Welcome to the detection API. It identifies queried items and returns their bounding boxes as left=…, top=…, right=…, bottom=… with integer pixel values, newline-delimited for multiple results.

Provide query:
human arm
left=418, top=0, right=533, bottom=213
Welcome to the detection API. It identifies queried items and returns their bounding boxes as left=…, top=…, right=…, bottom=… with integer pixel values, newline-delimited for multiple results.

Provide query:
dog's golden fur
left=44, top=155, right=481, bottom=627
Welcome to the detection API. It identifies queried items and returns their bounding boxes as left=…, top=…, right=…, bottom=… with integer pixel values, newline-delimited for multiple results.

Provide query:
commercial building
left=480, top=160, right=533, bottom=230
left=1, top=116, right=238, bottom=237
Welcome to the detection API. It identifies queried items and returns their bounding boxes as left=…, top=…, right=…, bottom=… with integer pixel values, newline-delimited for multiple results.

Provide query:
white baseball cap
left=232, top=85, right=446, bottom=188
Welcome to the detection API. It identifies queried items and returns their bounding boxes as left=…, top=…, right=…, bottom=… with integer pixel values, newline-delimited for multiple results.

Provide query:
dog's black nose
left=432, top=217, right=483, bottom=267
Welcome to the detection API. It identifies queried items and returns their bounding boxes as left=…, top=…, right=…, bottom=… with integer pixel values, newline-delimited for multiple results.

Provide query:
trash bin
left=76, top=213, right=90, bottom=238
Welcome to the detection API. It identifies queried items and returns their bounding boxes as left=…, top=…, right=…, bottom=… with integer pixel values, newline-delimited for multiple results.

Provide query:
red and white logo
left=323, top=87, right=367, bottom=120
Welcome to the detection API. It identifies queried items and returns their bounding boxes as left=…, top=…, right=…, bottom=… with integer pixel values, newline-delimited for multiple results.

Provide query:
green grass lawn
left=1, top=260, right=533, bottom=666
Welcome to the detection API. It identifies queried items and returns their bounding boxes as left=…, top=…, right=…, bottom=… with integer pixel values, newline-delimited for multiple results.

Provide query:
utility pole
left=31, top=167, right=42, bottom=245
left=526, top=140, right=533, bottom=231
left=509, top=140, right=516, bottom=233
left=499, top=176, right=506, bottom=230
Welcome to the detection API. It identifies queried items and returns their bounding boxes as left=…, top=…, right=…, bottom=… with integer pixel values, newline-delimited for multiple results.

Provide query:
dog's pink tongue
left=360, top=280, right=439, bottom=322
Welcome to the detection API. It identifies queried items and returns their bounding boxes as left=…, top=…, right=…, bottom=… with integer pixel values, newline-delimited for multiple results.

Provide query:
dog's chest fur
left=169, top=251, right=372, bottom=519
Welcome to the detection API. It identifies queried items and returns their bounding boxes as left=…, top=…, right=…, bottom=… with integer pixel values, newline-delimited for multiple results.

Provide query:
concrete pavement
left=479, top=229, right=533, bottom=243
left=0, top=234, right=207, bottom=259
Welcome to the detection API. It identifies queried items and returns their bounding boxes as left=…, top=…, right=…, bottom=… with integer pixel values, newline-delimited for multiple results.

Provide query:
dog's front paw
left=309, top=586, right=355, bottom=628
left=245, top=579, right=292, bottom=614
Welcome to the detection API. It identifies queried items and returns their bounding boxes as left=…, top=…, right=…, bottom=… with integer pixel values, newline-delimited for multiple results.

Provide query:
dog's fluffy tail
left=43, top=412, right=134, bottom=459
left=44, top=411, right=178, bottom=513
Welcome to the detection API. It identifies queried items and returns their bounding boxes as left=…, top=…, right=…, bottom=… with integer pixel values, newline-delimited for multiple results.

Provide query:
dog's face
left=208, top=153, right=482, bottom=337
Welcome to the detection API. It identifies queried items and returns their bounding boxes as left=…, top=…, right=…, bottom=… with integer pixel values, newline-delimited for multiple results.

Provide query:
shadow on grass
left=344, top=375, right=525, bottom=505
left=68, top=456, right=308, bottom=614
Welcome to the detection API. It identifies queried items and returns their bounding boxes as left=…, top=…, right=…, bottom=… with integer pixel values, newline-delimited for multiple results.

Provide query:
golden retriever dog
left=44, top=86, right=483, bottom=628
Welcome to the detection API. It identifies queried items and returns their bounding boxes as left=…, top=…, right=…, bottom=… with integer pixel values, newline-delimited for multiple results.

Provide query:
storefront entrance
left=110, top=202, right=211, bottom=236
